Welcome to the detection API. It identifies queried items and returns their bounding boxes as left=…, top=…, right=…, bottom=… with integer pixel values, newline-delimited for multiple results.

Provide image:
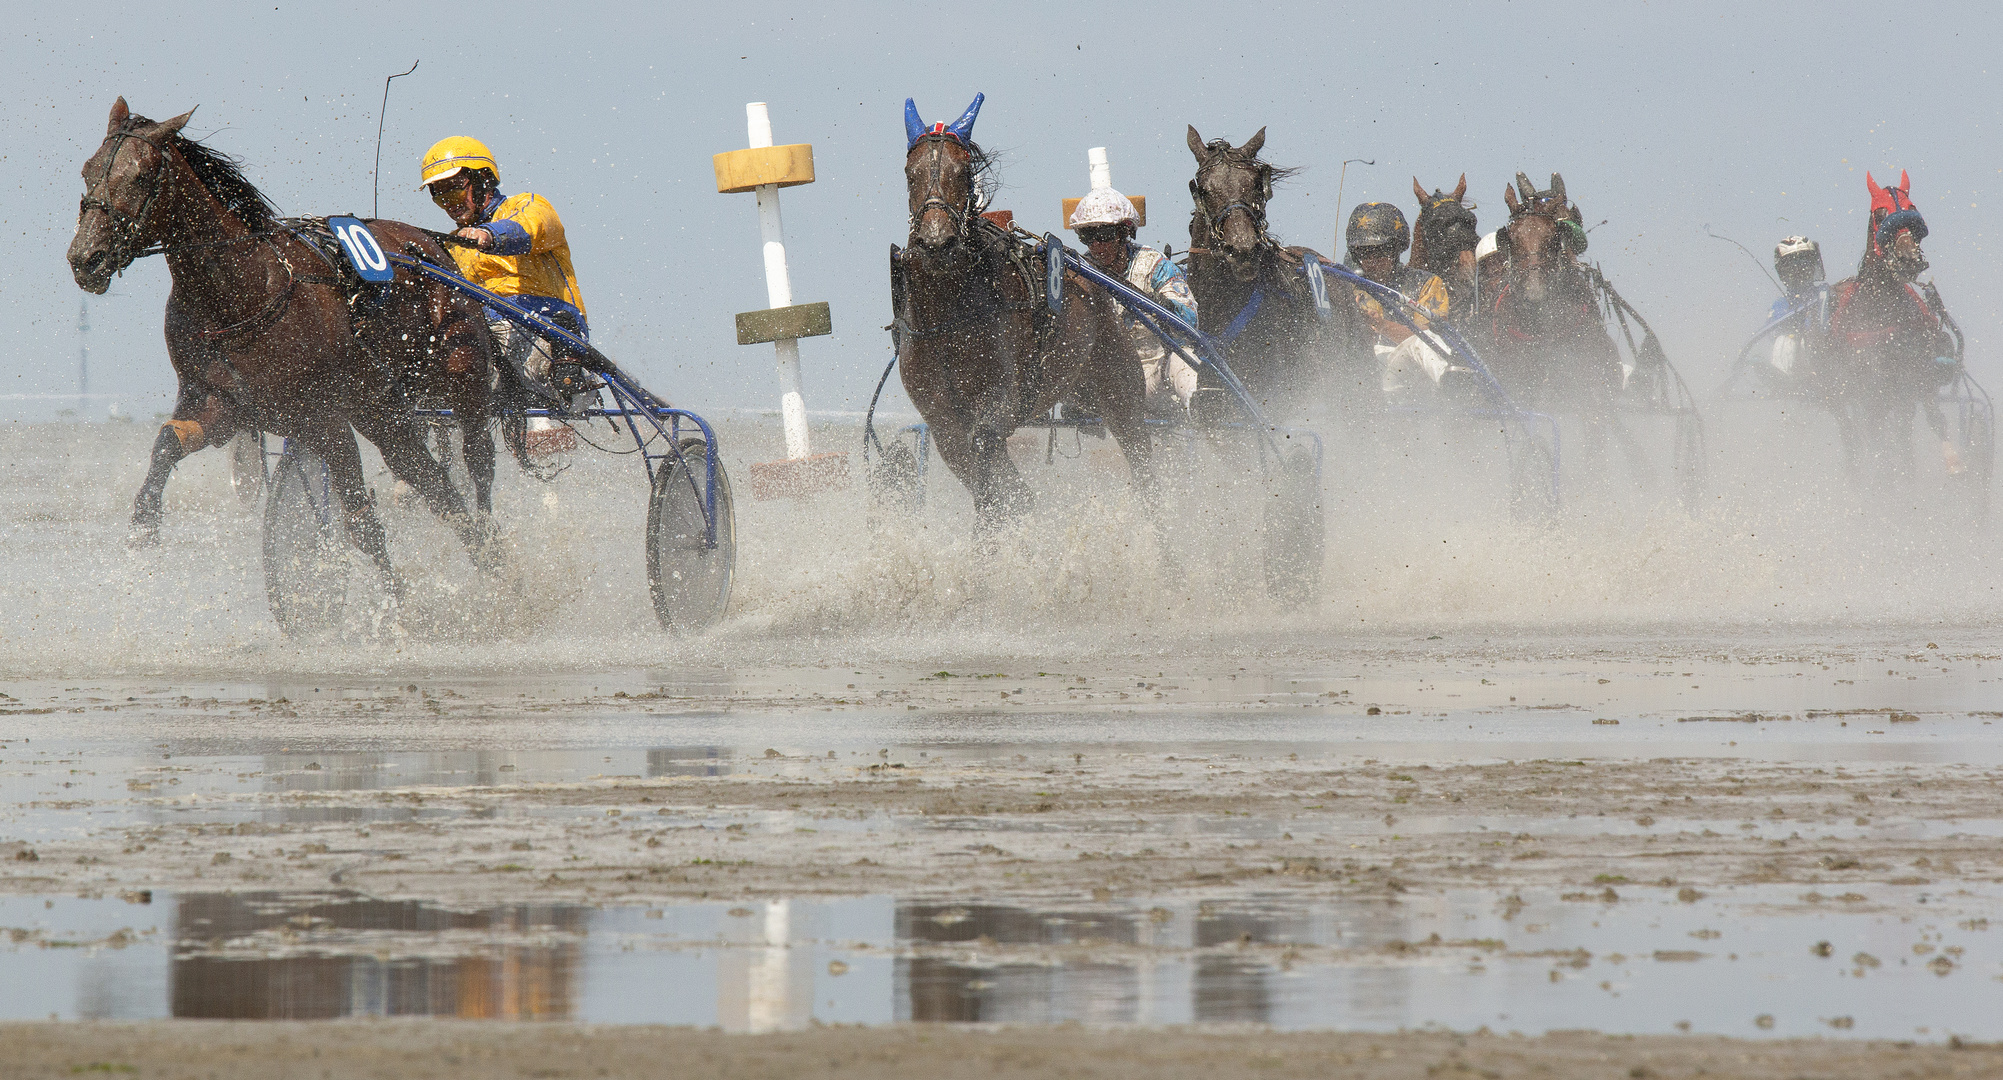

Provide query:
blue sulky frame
left=382, top=250, right=726, bottom=551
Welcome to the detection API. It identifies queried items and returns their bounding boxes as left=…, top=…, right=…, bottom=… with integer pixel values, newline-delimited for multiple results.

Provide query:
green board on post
left=735, top=301, right=832, bottom=346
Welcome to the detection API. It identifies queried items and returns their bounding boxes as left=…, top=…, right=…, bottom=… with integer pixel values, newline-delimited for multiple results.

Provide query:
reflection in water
left=0, top=887, right=1992, bottom=1038
left=170, top=893, right=585, bottom=1020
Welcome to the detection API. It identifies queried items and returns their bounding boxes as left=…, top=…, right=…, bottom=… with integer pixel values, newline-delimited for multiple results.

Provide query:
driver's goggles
left=1077, top=225, right=1125, bottom=244
left=428, top=178, right=474, bottom=206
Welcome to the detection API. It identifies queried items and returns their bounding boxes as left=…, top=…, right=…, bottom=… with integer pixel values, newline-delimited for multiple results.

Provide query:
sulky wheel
left=228, top=430, right=266, bottom=505
left=1262, top=441, right=1325, bottom=607
left=261, top=444, right=353, bottom=636
left=646, top=438, right=736, bottom=634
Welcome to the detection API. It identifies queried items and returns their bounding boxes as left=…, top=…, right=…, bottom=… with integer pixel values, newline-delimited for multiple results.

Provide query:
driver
left=1071, top=186, right=1201, bottom=416
left=1766, top=235, right=1827, bottom=380
left=420, top=136, right=594, bottom=411
left=1343, top=202, right=1460, bottom=400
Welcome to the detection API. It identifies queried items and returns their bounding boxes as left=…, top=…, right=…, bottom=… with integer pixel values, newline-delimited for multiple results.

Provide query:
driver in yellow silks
left=420, top=136, right=594, bottom=409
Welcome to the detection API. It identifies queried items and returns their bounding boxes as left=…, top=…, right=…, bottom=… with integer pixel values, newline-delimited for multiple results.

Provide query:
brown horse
left=67, top=98, right=498, bottom=589
left=1181, top=127, right=1333, bottom=416
left=1410, top=174, right=1479, bottom=319
left=894, top=95, right=1155, bottom=528
left=1484, top=172, right=1649, bottom=490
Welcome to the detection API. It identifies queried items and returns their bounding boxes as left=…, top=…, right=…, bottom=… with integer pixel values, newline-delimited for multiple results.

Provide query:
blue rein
left=1218, top=286, right=1266, bottom=342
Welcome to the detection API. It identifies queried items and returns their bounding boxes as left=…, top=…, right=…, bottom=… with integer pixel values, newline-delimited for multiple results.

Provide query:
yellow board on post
left=713, top=144, right=816, bottom=194
left=1061, top=195, right=1147, bottom=229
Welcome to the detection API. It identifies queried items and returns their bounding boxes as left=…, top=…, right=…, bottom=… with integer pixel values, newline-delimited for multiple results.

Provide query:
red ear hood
left=1868, top=170, right=1913, bottom=216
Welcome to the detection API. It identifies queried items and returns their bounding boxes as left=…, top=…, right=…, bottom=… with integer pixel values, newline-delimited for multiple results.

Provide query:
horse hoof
left=125, top=525, right=161, bottom=550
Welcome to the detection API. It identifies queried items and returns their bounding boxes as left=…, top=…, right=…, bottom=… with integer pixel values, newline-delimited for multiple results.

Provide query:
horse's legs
left=350, top=409, right=499, bottom=570
left=297, top=420, right=399, bottom=591
left=441, top=321, right=497, bottom=514
left=1084, top=325, right=1162, bottom=522
left=129, top=384, right=237, bottom=546
left=967, top=402, right=1032, bottom=528
left=447, top=364, right=495, bottom=516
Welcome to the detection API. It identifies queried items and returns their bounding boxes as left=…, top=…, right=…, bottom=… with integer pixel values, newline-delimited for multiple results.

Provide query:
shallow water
left=4, top=885, right=1995, bottom=1038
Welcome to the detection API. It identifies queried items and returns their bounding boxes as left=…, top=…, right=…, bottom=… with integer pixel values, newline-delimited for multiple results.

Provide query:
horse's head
left=69, top=98, right=194, bottom=294
left=1187, top=125, right=1280, bottom=276
left=1500, top=171, right=1583, bottom=303
left=1865, top=170, right=1928, bottom=281
left=1411, top=174, right=1477, bottom=283
left=903, top=94, right=986, bottom=253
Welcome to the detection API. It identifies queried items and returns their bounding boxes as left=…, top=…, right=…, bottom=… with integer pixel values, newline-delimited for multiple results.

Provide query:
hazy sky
left=6, top=0, right=1997, bottom=439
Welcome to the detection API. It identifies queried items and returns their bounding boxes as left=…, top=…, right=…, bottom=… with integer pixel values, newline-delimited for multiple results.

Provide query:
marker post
left=714, top=102, right=847, bottom=500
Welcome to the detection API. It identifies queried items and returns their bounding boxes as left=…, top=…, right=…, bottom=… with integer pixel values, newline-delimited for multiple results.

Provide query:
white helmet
left=1774, top=235, right=1818, bottom=260
left=1069, top=187, right=1141, bottom=229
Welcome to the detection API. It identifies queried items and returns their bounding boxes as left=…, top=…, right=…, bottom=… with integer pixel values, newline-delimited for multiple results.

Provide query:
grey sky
left=6, top=0, right=1996, bottom=440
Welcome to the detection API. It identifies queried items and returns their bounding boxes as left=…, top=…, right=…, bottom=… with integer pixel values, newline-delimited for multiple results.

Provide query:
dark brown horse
left=67, top=98, right=498, bottom=588
left=1484, top=172, right=1647, bottom=489
left=1410, top=174, right=1479, bottom=319
left=1182, top=127, right=1334, bottom=417
left=1823, top=172, right=1958, bottom=490
left=894, top=95, right=1155, bottom=527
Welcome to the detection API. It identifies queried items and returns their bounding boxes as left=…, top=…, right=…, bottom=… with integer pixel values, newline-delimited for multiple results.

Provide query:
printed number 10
left=337, top=224, right=388, bottom=273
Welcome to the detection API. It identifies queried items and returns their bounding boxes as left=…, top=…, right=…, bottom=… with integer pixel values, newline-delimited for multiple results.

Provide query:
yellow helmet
left=419, top=136, right=498, bottom=188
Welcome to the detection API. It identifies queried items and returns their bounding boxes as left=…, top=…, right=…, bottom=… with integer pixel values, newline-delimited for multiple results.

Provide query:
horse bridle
left=909, top=133, right=977, bottom=239
left=77, top=127, right=175, bottom=270
left=1190, top=160, right=1270, bottom=244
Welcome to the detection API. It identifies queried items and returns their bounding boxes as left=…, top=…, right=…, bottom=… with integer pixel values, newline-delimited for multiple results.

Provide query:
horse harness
left=892, top=218, right=1053, bottom=345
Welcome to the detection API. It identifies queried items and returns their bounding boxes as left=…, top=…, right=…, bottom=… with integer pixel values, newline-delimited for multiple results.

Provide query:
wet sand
left=7, top=420, right=2003, bottom=1070
left=5, top=1022, right=2001, bottom=1080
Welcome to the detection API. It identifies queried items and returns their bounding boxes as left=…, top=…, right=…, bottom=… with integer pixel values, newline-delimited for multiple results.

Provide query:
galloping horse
left=1485, top=172, right=1641, bottom=486
left=1824, top=171, right=1960, bottom=491
left=1181, top=127, right=1334, bottom=417
left=1410, top=175, right=1480, bottom=320
left=893, top=94, right=1157, bottom=529
left=67, top=98, right=499, bottom=587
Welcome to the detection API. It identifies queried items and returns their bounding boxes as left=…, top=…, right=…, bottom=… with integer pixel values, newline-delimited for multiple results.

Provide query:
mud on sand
left=4, top=1023, right=2001, bottom=1080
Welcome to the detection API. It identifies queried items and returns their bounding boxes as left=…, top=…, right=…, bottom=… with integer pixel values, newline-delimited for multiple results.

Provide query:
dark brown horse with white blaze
left=1181, top=127, right=1332, bottom=417
left=894, top=94, right=1157, bottom=529
left=67, top=98, right=498, bottom=590
left=1485, top=172, right=1645, bottom=489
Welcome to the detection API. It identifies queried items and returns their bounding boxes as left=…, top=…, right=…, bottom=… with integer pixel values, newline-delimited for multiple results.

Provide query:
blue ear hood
left=905, top=93, right=985, bottom=149
left=946, top=93, right=983, bottom=143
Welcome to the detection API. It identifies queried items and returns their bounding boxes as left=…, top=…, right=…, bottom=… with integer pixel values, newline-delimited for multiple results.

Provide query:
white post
left=747, top=102, right=810, bottom=460
left=1087, top=146, right=1112, bottom=192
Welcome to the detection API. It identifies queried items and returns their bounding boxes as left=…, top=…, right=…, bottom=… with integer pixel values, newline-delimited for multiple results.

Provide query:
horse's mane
left=1195, top=139, right=1300, bottom=185
left=125, top=114, right=279, bottom=232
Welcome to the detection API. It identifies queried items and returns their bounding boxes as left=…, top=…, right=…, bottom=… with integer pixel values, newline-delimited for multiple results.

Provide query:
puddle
left=0, top=886, right=1994, bottom=1037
